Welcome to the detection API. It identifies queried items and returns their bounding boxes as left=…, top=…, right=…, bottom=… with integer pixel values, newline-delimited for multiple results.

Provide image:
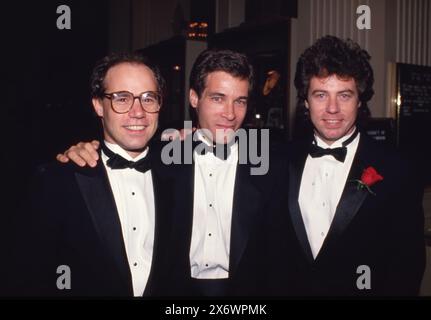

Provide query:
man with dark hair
left=18, top=52, right=173, bottom=296
left=57, top=48, right=287, bottom=296
left=271, top=35, right=425, bottom=296
left=189, top=49, right=254, bottom=97
left=163, top=49, right=285, bottom=296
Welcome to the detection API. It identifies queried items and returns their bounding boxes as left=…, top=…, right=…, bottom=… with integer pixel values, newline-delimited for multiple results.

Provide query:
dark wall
left=245, top=0, right=297, bottom=22
left=3, top=1, right=108, bottom=165
left=1, top=1, right=109, bottom=220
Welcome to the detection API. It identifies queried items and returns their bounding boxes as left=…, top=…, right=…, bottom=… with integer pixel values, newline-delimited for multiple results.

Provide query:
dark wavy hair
left=90, top=52, right=166, bottom=99
left=294, top=36, right=374, bottom=132
left=189, top=49, right=254, bottom=97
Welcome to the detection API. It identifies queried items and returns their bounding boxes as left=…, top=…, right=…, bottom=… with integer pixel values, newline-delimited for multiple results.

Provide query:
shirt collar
left=314, top=127, right=359, bottom=149
left=194, top=129, right=239, bottom=152
left=103, top=141, right=149, bottom=162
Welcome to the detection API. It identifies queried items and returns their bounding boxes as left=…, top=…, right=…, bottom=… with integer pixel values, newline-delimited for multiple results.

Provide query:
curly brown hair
left=294, top=36, right=374, bottom=131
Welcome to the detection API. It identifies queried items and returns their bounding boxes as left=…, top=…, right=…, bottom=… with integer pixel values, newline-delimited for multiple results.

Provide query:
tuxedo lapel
left=229, top=162, right=262, bottom=276
left=74, top=163, right=132, bottom=290
left=290, top=135, right=382, bottom=264
left=288, top=142, right=314, bottom=263
left=175, top=160, right=195, bottom=277
left=318, top=136, right=370, bottom=255
left=144, top=158, right=172, bottom=295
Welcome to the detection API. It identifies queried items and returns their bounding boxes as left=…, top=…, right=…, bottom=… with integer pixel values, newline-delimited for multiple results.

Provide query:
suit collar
left=143, top=163, right=172, bottom=296
left=171, top=157, right=195, bottom=278
left=176, top=139, right=264, bottom=278
left=74, top=161, right=133, bottom=294
left=327, top=137, right=368, bottom=224
left=229, top=162, right=263, bottom=276
left=73, top=145, right=172, bottom=296
left=288, top=139, right=315, bottom=263
left=289, top=134, right=375, bottom=263
left=315, top=136, right=375, bottom=261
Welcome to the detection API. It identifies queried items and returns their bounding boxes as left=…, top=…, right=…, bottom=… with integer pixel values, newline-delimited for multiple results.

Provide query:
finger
left=66, top=150, right=87, bottom=167
left=84, top=142, right=99, bottom=162
left=91, top=140, right=100, bottom=149
left=56, top=154, right=70, bottom=163
left=74, top=147, right=98, bottom=167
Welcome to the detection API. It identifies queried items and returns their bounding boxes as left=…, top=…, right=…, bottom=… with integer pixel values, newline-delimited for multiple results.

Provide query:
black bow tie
left=192, top=140, right=233, bottom=161
left=308, top=129, right=358, bottom=163
left=101, top=143, right=151, bottom=173
left=309, top=144, right=347, bottom=162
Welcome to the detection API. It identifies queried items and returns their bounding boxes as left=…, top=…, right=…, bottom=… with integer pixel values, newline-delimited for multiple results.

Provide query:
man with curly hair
left=270, top=35, right=426, bottom=296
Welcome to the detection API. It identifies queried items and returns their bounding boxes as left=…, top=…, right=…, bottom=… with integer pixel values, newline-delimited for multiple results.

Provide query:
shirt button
left=208, top=233, right=212, bottom=237
left=321, top=232, right=325, bottom=237
left=209, top=204, right=213, bottom=208
left=133, top=227, right=136, bottom=231
left=323, top=202, right=325, bottom=207
left=312, top=182, right=315, bottom=186
left=132, top=192, right=135, bottom=195
left=209, top=173, right=213, bottom=177
left=133, top=262, right=137, bottom=266
left=325, top=173, right=328, bottom=177
left=205, top=264, right=209, bottom=267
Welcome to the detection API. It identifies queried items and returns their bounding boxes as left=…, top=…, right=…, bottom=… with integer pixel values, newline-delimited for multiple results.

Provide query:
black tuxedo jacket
left=269, top=134, right=426, bottom=296
left=156, top=135, right=289, bottom=296
left=14, top=147, right=173, bottom=297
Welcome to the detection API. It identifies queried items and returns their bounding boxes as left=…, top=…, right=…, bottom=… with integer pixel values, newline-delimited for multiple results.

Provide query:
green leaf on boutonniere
left=350, top=179, right=376, bottom=196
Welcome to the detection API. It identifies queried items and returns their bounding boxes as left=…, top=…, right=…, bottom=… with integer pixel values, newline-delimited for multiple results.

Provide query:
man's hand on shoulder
left=56, top=140, right=100, bottom=167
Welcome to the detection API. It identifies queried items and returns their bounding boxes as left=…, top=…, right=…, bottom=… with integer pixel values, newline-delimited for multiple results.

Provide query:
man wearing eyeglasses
left=54, top=49, right=289, bottom=297
left=19, top=53, right=173, bottom=297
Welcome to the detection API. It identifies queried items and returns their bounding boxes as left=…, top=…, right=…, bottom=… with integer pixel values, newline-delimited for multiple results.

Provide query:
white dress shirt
left=189, top=132, right=238, bottom=279
left=298, top=130, right=360, bottom=259
left=101, top=141, right=155, bottom=296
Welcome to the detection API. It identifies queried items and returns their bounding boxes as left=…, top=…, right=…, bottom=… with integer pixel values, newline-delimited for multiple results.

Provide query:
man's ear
left=92, top=98, right=104, bottom=117
left=304, top=99, right=310, bottom=109
left=189, top=89, right=199, bottom=109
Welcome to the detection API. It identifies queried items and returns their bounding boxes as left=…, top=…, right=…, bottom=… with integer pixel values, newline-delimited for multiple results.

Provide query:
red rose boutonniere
left=352, top=166, right=383, bottom=195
